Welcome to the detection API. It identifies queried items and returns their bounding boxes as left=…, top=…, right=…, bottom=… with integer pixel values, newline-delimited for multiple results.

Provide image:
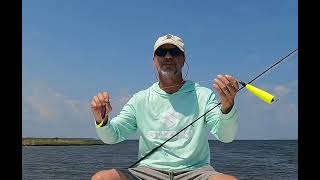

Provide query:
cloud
left=273, top=85, right=290, bottom=96
left=22, top=81, right=135, bottom=138
left=108, top=90, right=132, bottom=118
left=233, top=80, right=298, bottom=140
left=23, top=86, right=88, bottom=122
left=23, top=87, right=58, bottom=121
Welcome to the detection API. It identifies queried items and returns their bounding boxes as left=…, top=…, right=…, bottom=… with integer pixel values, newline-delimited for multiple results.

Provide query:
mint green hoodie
left=96, top=80, right=238, bottom=171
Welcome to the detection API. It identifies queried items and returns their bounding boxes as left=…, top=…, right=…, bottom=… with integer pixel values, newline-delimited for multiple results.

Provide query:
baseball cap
left=153, top=34, right=185, bottom=53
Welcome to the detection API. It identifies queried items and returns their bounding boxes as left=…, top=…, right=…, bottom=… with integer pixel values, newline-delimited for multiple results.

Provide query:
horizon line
left=22, top=137, right=298, bottom=140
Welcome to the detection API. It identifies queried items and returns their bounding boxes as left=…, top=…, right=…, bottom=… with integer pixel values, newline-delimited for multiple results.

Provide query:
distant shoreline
left=22, top=138, right=105, bottom=146
left=22, top=138, right=297, bottom=146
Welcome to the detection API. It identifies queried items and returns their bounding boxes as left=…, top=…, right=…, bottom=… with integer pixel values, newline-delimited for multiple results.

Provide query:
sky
left=22, top=0, right=298, bottom=140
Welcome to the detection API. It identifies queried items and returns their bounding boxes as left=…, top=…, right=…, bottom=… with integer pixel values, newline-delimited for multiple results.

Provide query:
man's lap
left=115, top=165, right=224, bottom=180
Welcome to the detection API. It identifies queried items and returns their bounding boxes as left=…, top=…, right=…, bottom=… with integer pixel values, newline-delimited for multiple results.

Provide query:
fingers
left=225, top=75, right=239, bottom=91
left=213, top=83, right=227, bottom=98
left=90, top=91, right=112, bottom=122
left=213, top=74, right=239, bottom=97
left=91, top=96, right=100, bottom=109
left=214, top=75, right=238, bottom=95
left=217, top=76, right=232, bottom=96
left=91, top=100, right=97, bottom=109
left=91, top=91, right=110, bottom=109
left=98, top=93, right=106, bottom=106
left=102, top=92, right=109, bottom=103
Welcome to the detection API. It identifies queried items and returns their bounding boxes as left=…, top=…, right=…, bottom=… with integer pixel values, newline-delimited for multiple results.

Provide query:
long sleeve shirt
left=95, top=80, right=238, bottom=171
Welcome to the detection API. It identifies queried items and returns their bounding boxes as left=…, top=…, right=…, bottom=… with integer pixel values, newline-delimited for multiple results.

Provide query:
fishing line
left=128, top=48, right=298, bottom=168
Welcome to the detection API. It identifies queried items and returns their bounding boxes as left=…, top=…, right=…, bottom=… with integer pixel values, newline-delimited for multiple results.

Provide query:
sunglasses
left=155, top=48, right=183, bottom=57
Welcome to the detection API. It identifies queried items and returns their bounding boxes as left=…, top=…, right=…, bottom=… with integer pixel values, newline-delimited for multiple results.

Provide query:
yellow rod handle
left=245, top=84, right=275, bottom=104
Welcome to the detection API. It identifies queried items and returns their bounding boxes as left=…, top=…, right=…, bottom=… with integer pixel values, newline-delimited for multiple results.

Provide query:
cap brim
left=154, top=39, right=184, bottom=52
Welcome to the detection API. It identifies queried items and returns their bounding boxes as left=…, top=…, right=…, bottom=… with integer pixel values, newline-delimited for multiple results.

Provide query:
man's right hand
left=91, top=91, right=112, bottom=123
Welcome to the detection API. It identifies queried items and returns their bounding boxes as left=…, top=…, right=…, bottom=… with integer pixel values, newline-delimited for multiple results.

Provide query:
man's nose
left=164, top=51, right=173, bottom=59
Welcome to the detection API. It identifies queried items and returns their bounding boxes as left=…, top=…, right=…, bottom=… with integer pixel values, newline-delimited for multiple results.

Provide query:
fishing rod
left=128, top=48, right=298, bottom=168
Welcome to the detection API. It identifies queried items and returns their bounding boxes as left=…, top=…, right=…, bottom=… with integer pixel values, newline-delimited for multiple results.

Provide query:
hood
left=151, top=80, right=196, bottom=96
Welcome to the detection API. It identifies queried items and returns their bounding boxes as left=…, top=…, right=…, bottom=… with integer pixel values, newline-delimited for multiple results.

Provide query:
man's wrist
left=221, top=105, right=236, bottom=120
left=221, top=107, right=232, bottom=114
left=96, top=115, right=109, bottom=128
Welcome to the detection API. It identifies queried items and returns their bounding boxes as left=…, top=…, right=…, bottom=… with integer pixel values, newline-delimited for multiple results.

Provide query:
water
left=22, top=140, right=297, bottom=180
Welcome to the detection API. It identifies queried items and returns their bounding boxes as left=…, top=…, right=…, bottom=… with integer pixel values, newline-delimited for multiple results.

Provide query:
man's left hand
left=213, top=74, right=239, bottom=114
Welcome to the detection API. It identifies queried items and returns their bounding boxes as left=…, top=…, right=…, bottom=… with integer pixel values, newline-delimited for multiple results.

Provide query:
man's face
left=153, top=44, right=185, bottom=78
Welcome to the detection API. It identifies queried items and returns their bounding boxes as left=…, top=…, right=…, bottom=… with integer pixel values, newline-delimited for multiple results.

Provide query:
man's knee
left=91, top=169, right=121, bottom=180
left=209, top=174, right=237, bottom=180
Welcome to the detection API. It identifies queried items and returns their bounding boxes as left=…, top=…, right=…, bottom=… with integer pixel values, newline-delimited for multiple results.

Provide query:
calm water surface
left=22, top=140, right=297, bottom=180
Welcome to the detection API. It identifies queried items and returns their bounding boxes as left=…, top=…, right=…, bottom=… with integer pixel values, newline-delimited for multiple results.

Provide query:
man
left=91, top=34, right=239, bottom=180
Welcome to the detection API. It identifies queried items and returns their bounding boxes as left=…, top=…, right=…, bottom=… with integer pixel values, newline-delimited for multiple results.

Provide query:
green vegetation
left=22, top=137, right=105, bottom=146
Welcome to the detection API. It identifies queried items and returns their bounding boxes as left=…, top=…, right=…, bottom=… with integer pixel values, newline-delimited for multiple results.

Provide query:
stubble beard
left=159, top=67, right=181, bottom=79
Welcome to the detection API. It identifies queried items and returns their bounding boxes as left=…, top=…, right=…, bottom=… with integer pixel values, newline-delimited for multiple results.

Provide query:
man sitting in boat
left=90, top=34, right=239, bottom=180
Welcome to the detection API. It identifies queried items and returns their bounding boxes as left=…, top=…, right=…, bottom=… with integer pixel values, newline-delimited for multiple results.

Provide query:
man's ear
left=152, top=58, right=159, bottom=81
left=182, top=56, right=185, bottom=67
left=152, top=58, right=156, bottom=70
left=153, top=57, right=158, bottom=68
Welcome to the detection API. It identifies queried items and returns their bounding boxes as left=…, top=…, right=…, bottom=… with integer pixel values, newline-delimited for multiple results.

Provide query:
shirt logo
left=160, top=108, right=181, bottom=128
